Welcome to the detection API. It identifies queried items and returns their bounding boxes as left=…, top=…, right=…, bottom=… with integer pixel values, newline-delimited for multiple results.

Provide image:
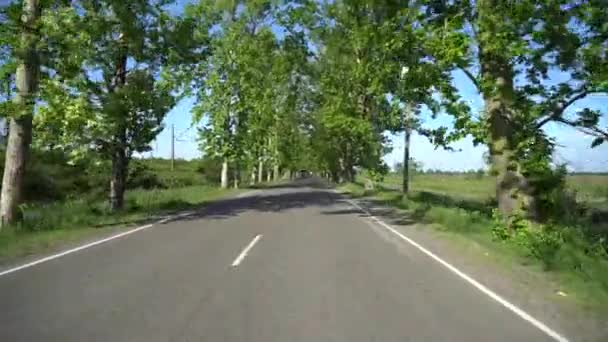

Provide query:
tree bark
left=109, top=147, right=128, bottom=211
left=273, top=135, right=280, bottom=181
left=478, top=3, right=537, bottom=221
left=220, top=159, right=229, bottom=189
left=338, top=157, right=345, bottom=183
left=107, top=40, right=128, bottom=211
left=257, top=159, right=264, bottom=183
left=266, top=169, right=272, bottom=182
left=249, top=166, right=256, bottom=186
left=0, top=0, right=40, bottom=227
left=233, top=165, right=239, bottom=189
left=273, top=163, right=280, bottom=182
left=402, top=127, right=411, bottom=194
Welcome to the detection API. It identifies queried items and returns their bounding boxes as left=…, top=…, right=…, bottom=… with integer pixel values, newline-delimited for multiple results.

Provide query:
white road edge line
left=0, top=211, right=194, bottom=278
left=344, top=198, right=569, bottom=342
left=231, top=234, right=262, bottom=267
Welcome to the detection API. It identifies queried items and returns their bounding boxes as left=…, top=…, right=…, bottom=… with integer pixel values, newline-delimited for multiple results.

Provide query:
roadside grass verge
left=382, top=173, right=608, bottom=210
left=338, top=181, right=608, bottom=313
left=0, top=185, right=239, bottom=262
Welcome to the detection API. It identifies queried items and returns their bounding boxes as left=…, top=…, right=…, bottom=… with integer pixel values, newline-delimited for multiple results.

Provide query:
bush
left=492, top=210, right=564, bottom=269
left=491, top=209, right=511, bottom=241
left=127, top=161, right=165, bottom=190
left=196, top=157, right=223, bottom=185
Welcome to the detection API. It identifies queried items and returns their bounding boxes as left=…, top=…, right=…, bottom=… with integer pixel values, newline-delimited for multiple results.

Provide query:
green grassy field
left=137, top=158, right=210, bottom=188
left=0, top=185, right=239, bottom=261
left=0, top=154, right=241, bottom=263
left=382, top=173, right=608, bottom=208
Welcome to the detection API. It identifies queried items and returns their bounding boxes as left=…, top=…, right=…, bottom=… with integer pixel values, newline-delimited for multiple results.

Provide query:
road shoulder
left=0, top=188, right=244, bottom=273
left=339, top=189, right=608, bottom=342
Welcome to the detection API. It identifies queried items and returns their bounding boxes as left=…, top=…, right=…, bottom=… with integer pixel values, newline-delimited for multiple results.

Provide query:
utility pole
left=171, top=124, right=175, bottom=171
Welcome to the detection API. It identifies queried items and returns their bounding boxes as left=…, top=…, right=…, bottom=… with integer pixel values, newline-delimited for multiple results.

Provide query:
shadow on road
left=160, top=177, right=373, bottom=224
left=248, top=177, right=333, bottom=190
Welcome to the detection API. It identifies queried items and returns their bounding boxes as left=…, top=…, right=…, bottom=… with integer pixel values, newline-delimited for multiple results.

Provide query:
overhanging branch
left=554, top=116, right=608, bottom=140
left=535, top=88, right=589, bottom=129
left=459, top=66, right=480, bottom=90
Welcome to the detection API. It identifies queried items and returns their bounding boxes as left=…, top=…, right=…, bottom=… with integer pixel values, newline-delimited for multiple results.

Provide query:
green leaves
left=31, top=0, right=190, bottom=165
left=575, top=108, right=601, bottom=128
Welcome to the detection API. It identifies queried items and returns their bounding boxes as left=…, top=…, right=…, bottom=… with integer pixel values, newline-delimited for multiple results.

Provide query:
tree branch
left=535, top=88, right=589, bottom=129
left=459, top=66, right=480, bottom=90
left=554, top=116, right=608, bottom=140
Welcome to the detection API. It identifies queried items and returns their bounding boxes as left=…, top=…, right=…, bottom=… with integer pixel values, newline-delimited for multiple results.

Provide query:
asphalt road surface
left=0, top=178, right=562, bottom=342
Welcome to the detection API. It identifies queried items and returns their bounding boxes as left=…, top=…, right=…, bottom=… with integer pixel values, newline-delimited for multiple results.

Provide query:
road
left=0, top=178, right=562, bottom=342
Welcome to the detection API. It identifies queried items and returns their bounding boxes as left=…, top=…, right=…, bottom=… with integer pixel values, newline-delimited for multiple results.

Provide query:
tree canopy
left=0, top=0, right=605, bottom=227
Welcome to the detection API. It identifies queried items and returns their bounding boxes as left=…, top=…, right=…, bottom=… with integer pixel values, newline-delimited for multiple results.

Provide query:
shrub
left=491, top=209, right=511, bottom=241
left=127, top=161, right=165, bottom=190
left=196, top=157, right=223, bottom=185
left=492, top=210, right=564, bottom=269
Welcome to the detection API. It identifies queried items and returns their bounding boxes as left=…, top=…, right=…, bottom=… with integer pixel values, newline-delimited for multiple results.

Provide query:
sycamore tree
left=194, top=0, right=313, bottom=187
left=311, top=0, right=459, bottom=184
left=34, top=0, right=186, bottom=211
left=0, top=0, right=90, bottom=224
left=267, top=26, right=313, bottom=181
left=0, top=0, right=41, bottom=225
left=310, top=0, right=403, bottom=182
left=419, top=0, right=607, bottom=223
left=385, top=6, right=463, bottom=194
left=194, top=17, right=278, bottom=188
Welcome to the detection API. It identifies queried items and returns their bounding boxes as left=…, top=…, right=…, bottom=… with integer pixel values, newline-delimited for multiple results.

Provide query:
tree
left=0, top=0, right=40, bottom=226
left=194, top=19, right=278, bottom=188
left=193, top=0, right=313, bottom=187
left=312, top=1, right=457, bottom=189
left=34, top=0, right=185, bottom=211
left=311, top=0, right=408, bottom=182
left=419, top=0, right=607, bottom=222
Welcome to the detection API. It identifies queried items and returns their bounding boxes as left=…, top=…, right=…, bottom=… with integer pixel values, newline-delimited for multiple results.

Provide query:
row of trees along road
left=0, top=0, right=606, bottom=229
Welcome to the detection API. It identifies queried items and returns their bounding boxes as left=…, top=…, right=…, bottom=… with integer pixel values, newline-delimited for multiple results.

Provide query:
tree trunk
left=257, top=159, right=264, bottom=183
left=273, top=163, right=280, bottom=182
left=107, top=39, right=128, bottom=212
left=478, top=6, right=537, bottom=221
left=233, top=166, right=239, bottom=189
left=109, top=147, right=128, bottom=212
left=220, top=159, right=229, bottom=189
left=266, top=169, right=272, bottom=182
left=0, top=0, right=40, bottom=227
left=338, top=157, right=345, bottom=183
left=273, top=135, right=280, bottom=181
left=250, top=167, right=256, bottom=186
left=402, top=127, right=411, bottom=194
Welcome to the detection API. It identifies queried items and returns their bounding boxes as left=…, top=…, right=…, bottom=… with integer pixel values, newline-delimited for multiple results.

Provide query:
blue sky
left=148, top=1, right=608, bottom=172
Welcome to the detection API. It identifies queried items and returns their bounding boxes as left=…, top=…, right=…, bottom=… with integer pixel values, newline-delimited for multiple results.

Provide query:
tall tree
left=194, top=0, right=295, bottom=187
left=420, top=0, right=607, bottom=222
left=311, top=0, right=402, bottom=182
left=34, top=0, right=187, bottom=211
left=0, top=0, right=40, bottom=225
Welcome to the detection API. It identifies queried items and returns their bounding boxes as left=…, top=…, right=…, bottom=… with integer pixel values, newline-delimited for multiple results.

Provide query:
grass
left=0, top=185, right=239, bottom=262
left=339, top=180, right=608, bottom=313
left=383, top=173, right=494, bottom=201
left=139, top=158, right=208, bottom=188
left=382, top=173, right=608, bottom=206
